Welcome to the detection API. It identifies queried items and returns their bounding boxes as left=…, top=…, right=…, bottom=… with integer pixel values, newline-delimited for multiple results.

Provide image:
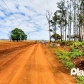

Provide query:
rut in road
left=0, top=43, right=76, bottom=84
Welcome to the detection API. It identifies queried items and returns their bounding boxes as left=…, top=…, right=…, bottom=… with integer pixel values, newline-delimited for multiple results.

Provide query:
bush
left=55, top=50, right=69, bottom=56
left=60, top=41, right=74, bottom=46
left=64, top=61, right=75, bottom=69
left=57, top=55, right=70, bottom=61
left=55, top=50, right=74, bottom=69
left=55, top=47, right=83, bottom=69
left=77, top=76, right=84, bottom=84
left=69, top=47, right=83, bottom=59
left=70, top=48, right=79, bottom=52
left=69, top=51, right=83, bottom=59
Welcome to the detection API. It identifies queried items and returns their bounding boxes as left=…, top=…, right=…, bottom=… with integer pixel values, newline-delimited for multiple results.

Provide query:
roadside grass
left=76, top=76, right=84, bottom=84
left=55, top=42, right=84, bottom=69
left=55, top=50, right=76, bottom=69
left=53, top=41, right=84, bottom=84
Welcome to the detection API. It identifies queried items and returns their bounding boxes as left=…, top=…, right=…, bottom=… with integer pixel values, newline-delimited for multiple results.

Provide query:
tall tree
left=46, top=11, right=52, bottom=43
left=50, top=11, right=59, bottom=36
left=67, top=0, right=72, bottom=41
left=57, top=0, right=66, bottom=41
left=51, top=0, right=84, bottom=42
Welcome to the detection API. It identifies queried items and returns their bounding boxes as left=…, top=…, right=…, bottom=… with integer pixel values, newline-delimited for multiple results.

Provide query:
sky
left=0, top=0, right=58, bottom=40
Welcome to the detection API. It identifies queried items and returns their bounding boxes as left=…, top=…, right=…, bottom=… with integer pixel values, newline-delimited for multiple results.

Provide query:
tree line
left=46, top=0, right=84, bottom=42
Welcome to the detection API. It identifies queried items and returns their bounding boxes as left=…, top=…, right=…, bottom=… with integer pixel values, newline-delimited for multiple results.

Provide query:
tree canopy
left=51, top=34, right=61, bottom=41
left=49, top=0, right=84, bottom=42
left=10, top=28, right=27, bottom=42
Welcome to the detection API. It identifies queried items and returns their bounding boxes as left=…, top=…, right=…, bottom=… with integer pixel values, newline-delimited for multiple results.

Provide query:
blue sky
left=0, top=0, right=58, bottom=40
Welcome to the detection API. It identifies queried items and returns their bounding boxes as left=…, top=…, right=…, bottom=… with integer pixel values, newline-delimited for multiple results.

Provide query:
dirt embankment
left=0, top=41, right=35, bottom=54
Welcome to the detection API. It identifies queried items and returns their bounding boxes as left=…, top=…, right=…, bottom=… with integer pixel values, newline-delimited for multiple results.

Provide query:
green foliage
left=55, top=41, right=84, bottom=69
left=55, top=48, right=83, bottom=69
left=77, top=76, right=84, bottom=84
left=72, top=42, right=83, bottom=47
left=51, top=34, right=61, bottom=41
left=69, top=45, right=83, bottom=59
left=57, top=55, right=70, bottom=61
left=70, top=48, right=79, bottom=52
left=11, top=28, right=27, bottom=42
left=64, top=61, right=75, bottom=69
left=59, top=41, right=74, bottom=46
left=55, top=50, right=69, bottom=56
left=55, top=50, right=75, bottom=69
left=55, top=50, right=74, bottom=69
left=70, top=42, right=84, bottom=51
left=69, top=51, right=83, bottom=59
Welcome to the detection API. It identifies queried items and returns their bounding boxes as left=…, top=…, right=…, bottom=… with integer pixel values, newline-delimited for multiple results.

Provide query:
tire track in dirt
left=41, top=44, right=76, bottom=84
left=0, top=43, right=76, bottom=84
left=0, top=44, right=36, bottom=71
left=10, top=43, right=76, bottom=84
left=0, top=44, right=38, bottom=84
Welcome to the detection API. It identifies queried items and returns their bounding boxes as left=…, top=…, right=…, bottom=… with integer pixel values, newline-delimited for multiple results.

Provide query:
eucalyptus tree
left=66, top=0, right=72, bottom=41
left=52, top=12, right=58, bottom=35
left=50, top=11, right=59, bottom=35
left=76, top=0, right=83, bottom=41
left=50, top=0, right=84, bottom=42
left=56, top=0, right=67, bottom=41
left=63, top=0, right=67, bottom=41
left=50, top=11, right=61, bottom=41
left=71, top=0, right=81, bottom=41
left=78, top=0, right=84, bottom=41
left=80, top=0, right=84, bottom=33
left=46, top=11, right=52, bottom=42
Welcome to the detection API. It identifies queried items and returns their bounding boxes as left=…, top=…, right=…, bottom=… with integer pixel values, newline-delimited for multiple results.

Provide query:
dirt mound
left=74, top=57, right=84, bottom=70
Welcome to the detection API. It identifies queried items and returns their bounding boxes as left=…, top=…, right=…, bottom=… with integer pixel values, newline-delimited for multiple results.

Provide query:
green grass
left=57, top=55, right=70, bottom=61
left=54, top=41, right=84, bottom=83
left=77, top=76, right=84, bottom=84
left=63, top=61, right=75, bottom=69
left=55, top=47, right=83, bottom=69
left=55, top=50, right=76, bottom=69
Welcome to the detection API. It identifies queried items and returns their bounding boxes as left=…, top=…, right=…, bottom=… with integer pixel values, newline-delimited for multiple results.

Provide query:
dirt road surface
left=0, top=43, right=76, bottom=84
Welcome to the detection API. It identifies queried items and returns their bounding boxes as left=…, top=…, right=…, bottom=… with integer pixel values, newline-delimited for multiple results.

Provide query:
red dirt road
left=0, top=43, right=76, bottom=84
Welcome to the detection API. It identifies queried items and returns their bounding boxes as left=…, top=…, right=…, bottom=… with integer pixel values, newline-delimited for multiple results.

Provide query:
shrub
left=55, top=50, right=69, bottom=56
left=55, top=50, right=74, bottom=69
left=64, top=61, right=75, bottom=69
left=70, top=48, right=79, bottom=52
left=69, top=51, right=83, bottom=59
left=69, top=47, right=83, bottom=59
left=57, top=55, right=70, bottom=62
left=55, top=48, right=82, bottom=70
left=77, top=76, right=84, bottom=84
left=59, top=41, right=74, bottom=46
left=66, top=41, right=74, bottom=46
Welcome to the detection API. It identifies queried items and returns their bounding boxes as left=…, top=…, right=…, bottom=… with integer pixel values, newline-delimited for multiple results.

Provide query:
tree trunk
left=65, top=26, right=67, bottom=41
left=61, top=25, right=62, bottom=41
left=49, top=23, right=51, bottom=43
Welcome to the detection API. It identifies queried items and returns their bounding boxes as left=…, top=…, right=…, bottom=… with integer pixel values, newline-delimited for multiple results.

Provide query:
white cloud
left=0, top=0, right=59, bottom=40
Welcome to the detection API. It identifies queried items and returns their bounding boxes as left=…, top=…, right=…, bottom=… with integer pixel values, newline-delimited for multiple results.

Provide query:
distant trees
left=49, top=0, right=84, bottom=42
left=10, top=28, right=27, bottom=42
